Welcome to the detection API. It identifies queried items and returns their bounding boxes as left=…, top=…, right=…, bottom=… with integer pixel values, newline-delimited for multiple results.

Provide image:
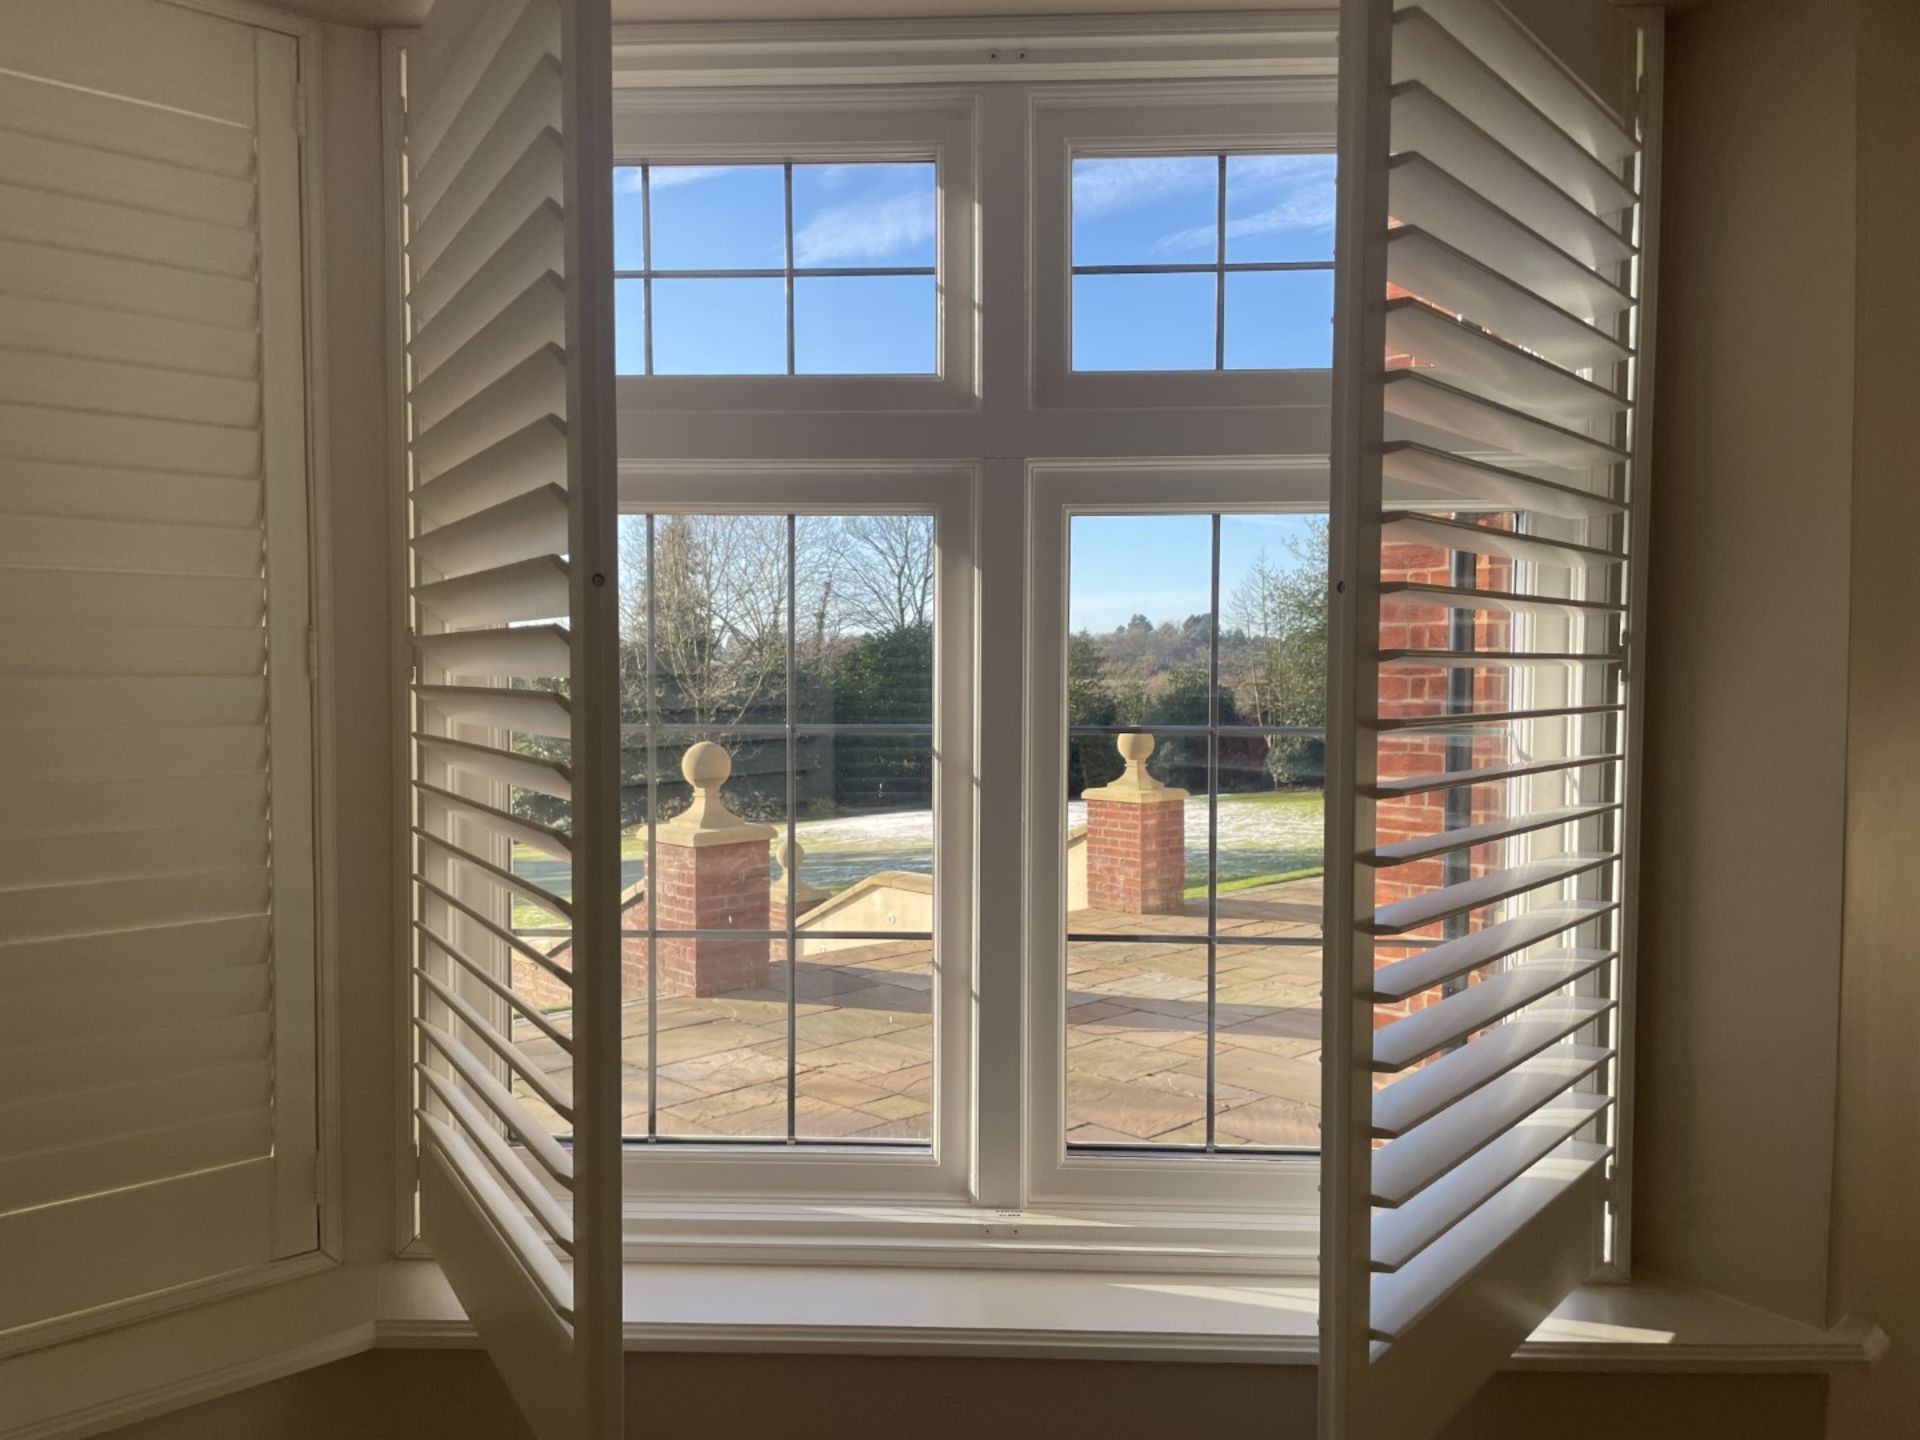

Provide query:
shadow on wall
left=93, top=1348, right=1827, bottom=1440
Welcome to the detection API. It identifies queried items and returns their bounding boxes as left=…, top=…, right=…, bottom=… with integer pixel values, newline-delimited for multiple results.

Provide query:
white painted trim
left=379, top=27, right=422, bottom=1260
left=608, top=12, right=1338, bottom=89
left=2, top=1326, right=373, bottom=1440
left=368, top=1260, right=1884, bottom=1374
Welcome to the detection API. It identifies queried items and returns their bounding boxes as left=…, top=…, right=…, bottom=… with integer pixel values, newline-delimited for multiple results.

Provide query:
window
left=1026, top=464, right=1330, bottom=1210
left=613, top=162, right=939, bottom=377
left=1029, top=84, right=1337, bottom=410
left=1070, top=153, right=1336, bottom=372
left=610, top=89, right=976, bottom=412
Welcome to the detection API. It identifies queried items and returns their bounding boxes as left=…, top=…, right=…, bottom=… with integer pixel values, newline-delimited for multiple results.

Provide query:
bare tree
left=832, top=513, right=934, bottom=634
left=651, top=515, right=789, bottom=725
left=1225, top=520, right=1328, bottom=785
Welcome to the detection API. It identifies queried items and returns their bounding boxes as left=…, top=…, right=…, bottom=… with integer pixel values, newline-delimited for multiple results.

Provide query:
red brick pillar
left=769, top=837, right=828, bottom=966
left=1084, top=732, right=1189, bottom=916
left=653, top=741, right=775, bottom=997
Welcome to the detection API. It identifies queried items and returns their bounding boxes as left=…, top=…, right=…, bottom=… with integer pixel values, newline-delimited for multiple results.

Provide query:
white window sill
left=372, top=1258, right=1883, bottom=1374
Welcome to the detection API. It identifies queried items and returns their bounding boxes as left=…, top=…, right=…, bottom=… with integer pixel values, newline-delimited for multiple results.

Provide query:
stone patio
left=512, top=876, right=1322, bottom=1149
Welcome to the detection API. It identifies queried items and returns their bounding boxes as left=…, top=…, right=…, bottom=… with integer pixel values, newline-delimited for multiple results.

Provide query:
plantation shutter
left=1321, top=1, right=1658, bottom=1436
left=0, top=1, right=318, bottom=1340
left=400, top=0, right=622, bottom=1435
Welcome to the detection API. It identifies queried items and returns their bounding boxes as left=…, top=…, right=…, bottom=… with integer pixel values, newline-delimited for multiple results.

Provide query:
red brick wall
left=654, top=841, right=771, bottom=997
left=1372, top=532, right=1515, bottom=1030
left=1085, top=797, right=1187, bottom=915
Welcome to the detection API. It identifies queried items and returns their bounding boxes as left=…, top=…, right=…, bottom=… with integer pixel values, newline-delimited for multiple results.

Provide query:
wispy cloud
left=1071, top=153, right=1336, bottom=257
left=793, top=191, right=935, bottom=267
left=646, top=165, right=731, bottom=191
left=1071, top=156, right=1214, bottom=220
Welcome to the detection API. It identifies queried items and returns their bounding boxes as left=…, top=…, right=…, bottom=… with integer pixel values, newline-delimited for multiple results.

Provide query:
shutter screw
left=592, top=573, right=606, bottom=587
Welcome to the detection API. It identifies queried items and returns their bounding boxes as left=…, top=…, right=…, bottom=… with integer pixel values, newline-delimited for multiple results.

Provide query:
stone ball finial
left=682, top=740, right=731, bottom=789
left=774, top=835, right=804, bottom=878
left=1116, top=731, right=1155, bottom=767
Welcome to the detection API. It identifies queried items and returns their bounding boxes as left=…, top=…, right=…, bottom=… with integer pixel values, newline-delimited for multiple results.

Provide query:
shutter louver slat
left=1371, top=1091, right=1611, bottom=1212
left=411, top=139, right=565, bottom=324
left=1388, top=155, right=1630, bottom=321
left=1381, top=304, right=1623, bottom=422
left=413, top=1019, right=574, bottom=1186
left=416, top=682, right=572, bottom=737
left=1385, top=228, right=1627, bottom=371
left=413, top=484, right=569, bottom=580
left=415, top=733, right=572, bottom=800
left=1388, top=83, right=1635, bottom=270
left=1371, top=1136, right=1611, bottom=1274
left=0, top=237, right=258, bottom=333
left=1372, top=950, right=1615, bottom=1070
left=414, top=553, right=570, bottom=627
left=1327, top=1, right=1652, bottom=1431
left=1382, top=443, right=1620, bottom=523
left=414, top=622, right=571, bottom=679
left=415, top=969, right=573, bottom=1120
left=410, top=0, right=560, bottom=216
left=1383, top=372, right=1626, bottom=470
left=1391, top=7, right=1634, bottom=213
left=420, top=1120, right=575, bottom=1319
left=1368, top=904, right=1613, bottom=1003
left=417, top=1071, right=575, bottom=1249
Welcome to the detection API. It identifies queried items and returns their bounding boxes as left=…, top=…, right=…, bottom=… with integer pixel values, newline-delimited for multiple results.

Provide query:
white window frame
left=612, top=462, right=977, bottom=1204
left=610, top=89, right=977, bottom=413
left=1029, top=82, right=1337, bottom=412
left=1023, top=460, right=1331, bottom=1213
left=397, top=23, right=1345, bottom=1262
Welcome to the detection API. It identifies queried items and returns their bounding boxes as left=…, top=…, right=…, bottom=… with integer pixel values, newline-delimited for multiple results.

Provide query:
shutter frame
left=1322, top=2, right=1660, bottom=1435
left=401, top=2, right=621, bottom=1437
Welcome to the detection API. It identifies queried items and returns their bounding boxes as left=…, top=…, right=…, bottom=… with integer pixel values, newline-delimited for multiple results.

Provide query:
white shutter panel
left=401, top=1, right=622, bottom=1435
left=0, top=3, right=317, bottom=1342
left=1322, top=1, right=1658, bottom=1435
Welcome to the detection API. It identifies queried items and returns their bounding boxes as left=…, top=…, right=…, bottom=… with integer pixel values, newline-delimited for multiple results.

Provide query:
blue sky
left=1070, top=512, right=1326, bottom=634
left=611, top=153, right=1335, bottom=375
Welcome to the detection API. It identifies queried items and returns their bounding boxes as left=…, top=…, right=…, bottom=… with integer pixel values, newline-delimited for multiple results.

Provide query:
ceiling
left=260, top=0, right=1321, bottom=28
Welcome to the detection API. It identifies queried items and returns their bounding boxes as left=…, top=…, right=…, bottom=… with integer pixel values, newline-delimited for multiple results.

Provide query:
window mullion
left=1214, top=152, right=1227, bottom=371
left=641, top=163, right=655, bottom=377
left=783, top=162, right=796, bottom=376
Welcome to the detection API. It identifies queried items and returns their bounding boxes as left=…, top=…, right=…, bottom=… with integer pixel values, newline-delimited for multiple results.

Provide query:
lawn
left=510, top=788, right=1323, bottom=933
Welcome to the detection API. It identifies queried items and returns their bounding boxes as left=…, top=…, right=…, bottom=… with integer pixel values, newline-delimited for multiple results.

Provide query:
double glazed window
left=612, top=162, right=939, bottom=376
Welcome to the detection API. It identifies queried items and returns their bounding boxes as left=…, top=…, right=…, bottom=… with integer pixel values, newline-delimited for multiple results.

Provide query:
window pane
left=1224, top=153, right=1336, bottom=263
left=1068, top=514, right=1212, bottom=732
left=612, top=166, right=646, bottom=269
left=792, top=162, right=936, bottom=269
left=1071, top=155, right=1216, bottom=266
left=1223, top=269, right=1333, bottom=370
left=795, top=512, right=935, bottom=725
left=619, top=510, right=941, bottom=1147
left=1065, top=941, right=1210, bottom=1145
left=614, top=278, right=646, bottom=375
left=1072, top=272, right=1215, bottom=372
left=1212, top=939, right=1321, bottom=1148
left=794, top=275, right=936, bottom=375
left=1064, top=509, right=1326, bottom=1154
left=651, top=278, right=784, bottom=375
left=648, top=164, right=784, bottom=271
